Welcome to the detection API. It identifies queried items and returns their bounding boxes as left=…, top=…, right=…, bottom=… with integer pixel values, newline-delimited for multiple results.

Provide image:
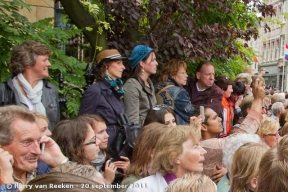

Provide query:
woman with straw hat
left=79, top=49, right=126, bottom=147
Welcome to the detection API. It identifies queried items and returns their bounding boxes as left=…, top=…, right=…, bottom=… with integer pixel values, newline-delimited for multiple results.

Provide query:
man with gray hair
left=270, top=102, right=285, bottom=122
left=0, top=105, right=67, bottom=190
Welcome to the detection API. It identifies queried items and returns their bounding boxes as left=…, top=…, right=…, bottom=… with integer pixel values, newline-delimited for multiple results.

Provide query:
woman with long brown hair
left=117, top=123, right=167, bottom=192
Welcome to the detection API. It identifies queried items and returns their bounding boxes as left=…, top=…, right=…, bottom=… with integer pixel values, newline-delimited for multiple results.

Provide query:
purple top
left=163, top=173, right=177, bottom=184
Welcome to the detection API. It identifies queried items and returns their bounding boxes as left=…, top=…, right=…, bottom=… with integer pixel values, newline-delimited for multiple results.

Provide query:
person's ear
left=196, top=72, right=201, bottom=80
left=139, top=60, right=145, bottom=68
left=201, top=124, right=208, bottom=132
left=175, top=158, right=181, bottom=165
left=249, top=177, right=258, bottom=191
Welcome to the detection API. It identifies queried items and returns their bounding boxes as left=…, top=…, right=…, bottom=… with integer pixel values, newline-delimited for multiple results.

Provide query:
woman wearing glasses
left=52, top=118, right=116, bottom=183
left=257, top=117, right=280, bottom=148
left=155, top=59, right=196, bottom=125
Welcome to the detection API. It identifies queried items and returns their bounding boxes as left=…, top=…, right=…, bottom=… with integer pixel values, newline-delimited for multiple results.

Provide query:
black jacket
left=0, top=77, right=60, bottom=130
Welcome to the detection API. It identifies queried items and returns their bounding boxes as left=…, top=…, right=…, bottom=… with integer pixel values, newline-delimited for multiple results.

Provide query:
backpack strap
left=155, top=85, right=174, bottom=108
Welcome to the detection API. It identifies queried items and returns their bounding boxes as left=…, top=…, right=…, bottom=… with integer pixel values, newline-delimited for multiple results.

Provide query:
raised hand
left=0, top=148, right=14, bottom=184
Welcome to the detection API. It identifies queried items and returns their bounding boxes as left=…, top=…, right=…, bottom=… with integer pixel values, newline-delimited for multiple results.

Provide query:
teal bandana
left=104, top=74, right=125, bottom=99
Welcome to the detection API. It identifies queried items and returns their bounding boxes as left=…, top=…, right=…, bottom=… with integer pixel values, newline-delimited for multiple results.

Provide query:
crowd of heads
left=2, top=40, right=288, bottom=192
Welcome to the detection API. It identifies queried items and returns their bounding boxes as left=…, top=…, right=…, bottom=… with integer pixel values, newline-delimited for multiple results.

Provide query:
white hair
left=271, top=102, right=284, bottom=116
left=223, top=133, right=261, bottom=172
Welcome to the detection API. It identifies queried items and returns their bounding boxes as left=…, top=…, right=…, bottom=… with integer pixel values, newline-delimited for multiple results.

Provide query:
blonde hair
left=257, top=135, right=288, bottom=192
left=166, top=173, right=216, bottom=192
left=158, top=59, right=187, bottom=82
left=52, top=162, right=105, bottom=184
left=239, top=95, right=254, bottom=117
left=31, top=111, right=48, bottom=122
left=151, top=125, right=201, bottom=175
left=257, top=117, right=279, bottom=136
left=235, top=73, right=252, bottom=85
left=230, top=143, right=269, bottom=192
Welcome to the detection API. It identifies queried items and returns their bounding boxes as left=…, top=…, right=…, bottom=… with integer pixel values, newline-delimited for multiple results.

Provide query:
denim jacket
left=155, top=78, right=195, bottom=125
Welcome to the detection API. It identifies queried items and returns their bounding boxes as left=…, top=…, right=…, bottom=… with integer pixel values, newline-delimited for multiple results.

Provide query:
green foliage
left=105, top=0, right=275, bottom=74
left=0, top=0, right=87, bottom=118
left=78, top=0, right=112, bottom=60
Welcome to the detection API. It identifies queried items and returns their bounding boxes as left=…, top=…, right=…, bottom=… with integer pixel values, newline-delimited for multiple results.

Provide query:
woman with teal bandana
left=79, top=49, right=126, bottom=147
left=123, top=45, right=158, bottom=126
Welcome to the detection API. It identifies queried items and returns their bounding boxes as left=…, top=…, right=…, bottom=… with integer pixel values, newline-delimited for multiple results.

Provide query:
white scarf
left=12, top=73, right=46, bottom=116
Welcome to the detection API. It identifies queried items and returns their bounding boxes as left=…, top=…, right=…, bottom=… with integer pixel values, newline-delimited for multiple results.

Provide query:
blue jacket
left=79, top=78, right=124, bottom=126
left=155, top=78, right=195, bottom=125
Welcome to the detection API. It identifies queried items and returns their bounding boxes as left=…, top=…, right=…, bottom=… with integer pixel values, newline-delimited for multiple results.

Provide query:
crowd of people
left=1, top=40, right=288, bottom=192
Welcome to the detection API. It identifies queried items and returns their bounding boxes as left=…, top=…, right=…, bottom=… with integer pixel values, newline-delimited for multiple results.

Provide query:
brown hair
left=158, top=59, right=187, bottom=82
left=279, top=109, right=288, bottom=127
left=0, top=105, right=36, bottom=146
left=257, top=135, right=288, bottom=192
left=214, top=75, right=234, bottom=91
left=151, top=125, right=201, bottom=175
left=94, top=59, right=115, bottom=81
left=52, top=119, right=91, bottom=164
left=239, top=95, right=254, bottom=117
left=281, top=122, right=288, bottom=136
left=143, top=106, right=175, bottom=127
left=10, top=40, right=50, bottom=75
left=126, top=122, right=168, bottom=177
left=79, top=114, right=106, bottom=124
left=133, top=51, right=155, bottom=76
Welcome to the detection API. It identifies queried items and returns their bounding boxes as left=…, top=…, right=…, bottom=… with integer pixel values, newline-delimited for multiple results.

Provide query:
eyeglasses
left=153, top=104, right=170, bottom=111
left=82, top=136, right=97, bottom=146
left=264, top=132, right=280, bottom=137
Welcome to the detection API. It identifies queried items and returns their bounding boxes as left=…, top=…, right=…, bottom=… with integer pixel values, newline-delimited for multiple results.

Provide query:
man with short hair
left=184, top=61, right=223, bottom=115
left=0, top=105, right=67, bottom=190
left=270, top=102, right=285, bottom=122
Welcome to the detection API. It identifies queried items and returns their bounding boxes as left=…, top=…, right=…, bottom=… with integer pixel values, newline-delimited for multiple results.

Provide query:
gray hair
left=0, top=105, right=36, bottom=146
left=235, top=73, right=252, bottom=85
left=271, top=102, right=284, bottom=116
left=275, top=98, right=288, bottom=108
left=9, top=40, right=50, bottom=75
left=223, top=133, right=261, bottom=172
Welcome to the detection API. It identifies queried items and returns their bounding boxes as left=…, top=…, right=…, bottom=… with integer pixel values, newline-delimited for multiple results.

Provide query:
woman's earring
left=141, top=68, right=145, bottom=74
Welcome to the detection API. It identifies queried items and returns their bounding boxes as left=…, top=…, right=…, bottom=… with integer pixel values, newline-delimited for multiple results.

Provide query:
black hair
left=232, top=81, right=246, bottom=95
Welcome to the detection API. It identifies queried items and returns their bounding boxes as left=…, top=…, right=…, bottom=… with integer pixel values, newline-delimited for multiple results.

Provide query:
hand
left=113, top=156, right=130, bottom=173
left=0, top=148, right=14, bottom=184
left=104, top=159, right=116, bottom=184
left=252, top=78, right=265, bottom=100
left=38, top=136, right=67, bottom=167
left=211, top=165, right=227, bottom=183
left=189, top=115, right=202, bottom=130
left=235, top=95, right=243, bottom=108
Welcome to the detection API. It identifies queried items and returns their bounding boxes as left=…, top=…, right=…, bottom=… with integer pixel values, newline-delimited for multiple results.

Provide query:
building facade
left=20, top=0, right=54, bottom=22
left=247, top=0, right=288, bottom=91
